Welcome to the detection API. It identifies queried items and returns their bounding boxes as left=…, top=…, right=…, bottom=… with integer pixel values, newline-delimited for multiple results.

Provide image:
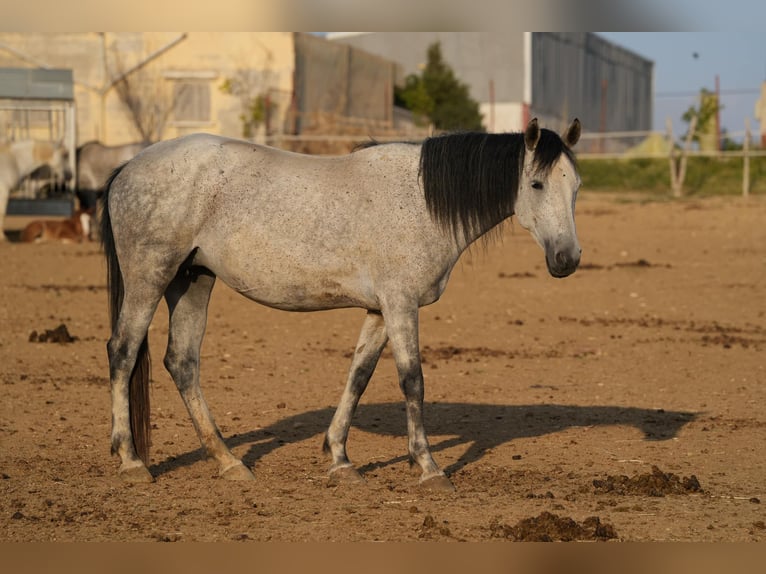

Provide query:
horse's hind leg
left=109, top=288, right=166, bottom=483
left=324, top=310, right=388, bottom=484
left=163, top=266, right=254, bottom=481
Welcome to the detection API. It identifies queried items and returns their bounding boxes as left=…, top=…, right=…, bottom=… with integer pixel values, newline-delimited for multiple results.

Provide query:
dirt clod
left=419, top=514, right=452, bottom=539
left=593, top=465, right=703, bottom=496
left=28, top=324, right=78, bottom=343
left=489, top=511, right=618, bottom=541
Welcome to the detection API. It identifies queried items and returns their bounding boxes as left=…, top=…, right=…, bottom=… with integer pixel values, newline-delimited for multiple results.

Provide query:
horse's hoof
left=420, top=474, right=455, bottom=492
left=327, top=465, right=365, bottom=486
left=119, top=465, right=154, bottom=483
left=220, top=462, right=255, bottom=481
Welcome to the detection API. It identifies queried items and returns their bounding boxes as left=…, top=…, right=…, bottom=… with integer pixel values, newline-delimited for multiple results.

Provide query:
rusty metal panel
left=531, top=33, right=653, bottom=134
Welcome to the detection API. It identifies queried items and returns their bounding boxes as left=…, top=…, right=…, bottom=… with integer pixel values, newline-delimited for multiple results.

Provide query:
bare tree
left=109, top=37, right=185, bottom=143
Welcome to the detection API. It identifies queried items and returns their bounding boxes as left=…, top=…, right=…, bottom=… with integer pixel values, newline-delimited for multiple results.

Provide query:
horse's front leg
left=324, top=310, right=388, bottom=484
left=382, top=298, right=455, bottom=491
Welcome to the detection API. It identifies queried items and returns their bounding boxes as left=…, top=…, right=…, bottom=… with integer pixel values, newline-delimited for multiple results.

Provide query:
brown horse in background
left=20, top=207, right=93, bottom=244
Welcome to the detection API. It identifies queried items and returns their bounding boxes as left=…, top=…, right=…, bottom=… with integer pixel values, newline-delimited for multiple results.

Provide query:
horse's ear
left=563, top=118, right=581, bottom=148
left=524, top=118, right=540, bottom=151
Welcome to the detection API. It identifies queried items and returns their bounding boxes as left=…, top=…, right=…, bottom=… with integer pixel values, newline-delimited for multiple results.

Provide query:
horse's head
left=48, top=141, right=73, bottom=184
left=76, top=207, right=94, bottom=241
left=514, top=118, right=582, bottom=278
left=33, top=140, right=73, bottom=185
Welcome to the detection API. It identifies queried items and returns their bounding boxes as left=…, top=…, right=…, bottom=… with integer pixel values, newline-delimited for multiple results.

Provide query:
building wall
left=531, top=33, right=653, bottom=136
left=328, top=32, right=528, bottom=132
left=329, top=32, right=653, bottom=137
left=0, top=33, right=295, bottom=145
left=480, top=102, right=527, bottom=134
left=294, top=33, right=396, bottom=133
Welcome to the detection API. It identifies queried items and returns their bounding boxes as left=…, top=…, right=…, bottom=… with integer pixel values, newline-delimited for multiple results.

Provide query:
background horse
left=76, top=141, right=148, bottom=202
left=76, top=141, right=149, bottom=241
left=20, top=207, right=93, bottom=244
left=0, top=139, right=72, bottom=242
left=102, top=118, right=581, bottom=490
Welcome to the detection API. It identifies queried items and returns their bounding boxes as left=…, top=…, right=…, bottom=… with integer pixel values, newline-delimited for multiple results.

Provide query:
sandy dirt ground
left=1, top=192, right=765, bottom=542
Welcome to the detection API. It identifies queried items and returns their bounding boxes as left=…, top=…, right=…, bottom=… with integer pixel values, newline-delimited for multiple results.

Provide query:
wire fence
left=577, top=121, right=765, bottom=197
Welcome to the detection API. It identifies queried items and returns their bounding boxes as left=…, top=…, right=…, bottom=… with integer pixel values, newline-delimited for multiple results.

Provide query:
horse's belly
left=232, top=276, right=377, bottom=311
left=199, top=251, right=379, bottom=311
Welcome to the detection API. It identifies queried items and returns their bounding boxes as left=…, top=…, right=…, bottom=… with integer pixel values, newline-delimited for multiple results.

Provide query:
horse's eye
left=531, top=181, right=544, bottom=190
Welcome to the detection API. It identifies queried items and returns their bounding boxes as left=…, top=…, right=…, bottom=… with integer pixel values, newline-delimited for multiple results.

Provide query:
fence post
left=676, top=116, right=697, bottom=197
left=667, top=118, right=678, bottom=195
left=667, top=116, right=697, bottom=197
left=743, top=118, right=751, bottom=197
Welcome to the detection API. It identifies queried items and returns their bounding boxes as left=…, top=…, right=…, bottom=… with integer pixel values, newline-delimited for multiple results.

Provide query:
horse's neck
left=10, top=141, right=41, bottom=180
left=449, top=206, right=514, bottom=255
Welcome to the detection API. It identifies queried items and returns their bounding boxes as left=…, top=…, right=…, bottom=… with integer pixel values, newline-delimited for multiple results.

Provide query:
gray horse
left=76, top=140, right=149, bottom=194
left=101, top=118, right=581, bottom=490
left=75, top=141, right=149, bottom=240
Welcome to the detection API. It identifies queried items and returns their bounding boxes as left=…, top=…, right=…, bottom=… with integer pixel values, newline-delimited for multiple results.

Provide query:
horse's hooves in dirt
left=327, top=466, right=365, bottom=486
left=119, top=465, right=154, bottom=483
left=220, top=463, right=256, bottom=481
left=420, top=474, right=455, bottom=492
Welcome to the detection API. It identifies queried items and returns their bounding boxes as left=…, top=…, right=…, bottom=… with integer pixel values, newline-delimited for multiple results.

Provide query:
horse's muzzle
left=545, top=247, right=581, bottom=278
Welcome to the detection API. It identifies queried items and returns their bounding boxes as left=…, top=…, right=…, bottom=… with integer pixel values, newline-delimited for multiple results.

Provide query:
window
left=173, top=80, right=211, bottom=123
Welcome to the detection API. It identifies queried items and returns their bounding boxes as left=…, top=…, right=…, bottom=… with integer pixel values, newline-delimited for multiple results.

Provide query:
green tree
left=682, top=88, right=723, bottom=150
left=220, top=74, right=269, bottom=139
left=395, top=42, right=484, bottom=131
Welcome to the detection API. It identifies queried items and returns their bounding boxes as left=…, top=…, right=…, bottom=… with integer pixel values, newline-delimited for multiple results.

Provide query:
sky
left=597, top=32, right=765, bottom=139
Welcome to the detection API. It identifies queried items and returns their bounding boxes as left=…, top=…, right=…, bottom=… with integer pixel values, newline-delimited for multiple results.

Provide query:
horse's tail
left=101, top=165, right=151, bottom=465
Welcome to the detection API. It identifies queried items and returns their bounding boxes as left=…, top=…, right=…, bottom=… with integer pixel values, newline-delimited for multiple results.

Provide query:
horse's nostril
left=555, top=251, right=568, bottom=266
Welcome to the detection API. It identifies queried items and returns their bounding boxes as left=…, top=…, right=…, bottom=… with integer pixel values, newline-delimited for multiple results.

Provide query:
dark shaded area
left=149, top=401, right=697, bottom=479
left=578, top=259, right=672, bottom=271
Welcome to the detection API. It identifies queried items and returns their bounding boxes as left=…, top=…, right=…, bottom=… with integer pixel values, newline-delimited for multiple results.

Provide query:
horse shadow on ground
left=150, top=402, right=698, bottom=479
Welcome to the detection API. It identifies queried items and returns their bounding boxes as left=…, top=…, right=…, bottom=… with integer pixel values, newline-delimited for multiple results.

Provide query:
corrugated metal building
left=328, top=32, right=653, bottom=141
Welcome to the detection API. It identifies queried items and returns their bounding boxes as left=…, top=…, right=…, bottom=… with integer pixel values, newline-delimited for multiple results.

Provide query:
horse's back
left=78, top=140, right=148, bottom=190
left=112, top=133, right=420, bottom=210
left=109, top=133, right=424, bottom=252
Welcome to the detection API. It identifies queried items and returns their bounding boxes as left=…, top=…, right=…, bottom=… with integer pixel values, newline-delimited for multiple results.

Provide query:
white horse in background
left=0, top=140, right=73, bottom=241
left=76, top=141, right=149, bottom=194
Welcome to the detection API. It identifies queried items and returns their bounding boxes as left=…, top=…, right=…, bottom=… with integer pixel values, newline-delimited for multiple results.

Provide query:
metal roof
left=0, top=67, right=74, bottom=100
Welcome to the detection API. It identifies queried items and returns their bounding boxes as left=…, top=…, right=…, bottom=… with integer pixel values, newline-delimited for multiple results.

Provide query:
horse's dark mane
left=420, top=129, right=576, bottom=244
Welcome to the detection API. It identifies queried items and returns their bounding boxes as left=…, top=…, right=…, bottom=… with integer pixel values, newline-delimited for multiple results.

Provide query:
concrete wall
left=329, top=32, right=654, bottom=136
left=328, top=32, right=528, bottom=132
left=0, top=33, right=295, bottom=145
